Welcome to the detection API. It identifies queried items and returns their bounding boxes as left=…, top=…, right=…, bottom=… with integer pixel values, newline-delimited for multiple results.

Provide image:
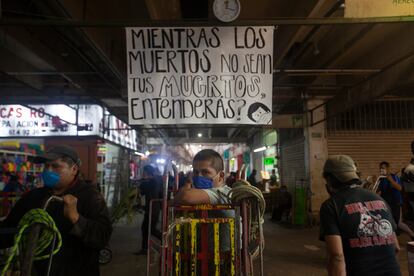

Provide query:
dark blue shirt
left=378, top=174, right=402, bottom=206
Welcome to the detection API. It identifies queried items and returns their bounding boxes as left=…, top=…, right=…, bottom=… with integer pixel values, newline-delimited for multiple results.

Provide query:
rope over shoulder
left=230, top=180, right=266, bottom=219
left=1, top=208, right=62, bottom=276
left=229, top=179, right=266, bottom=262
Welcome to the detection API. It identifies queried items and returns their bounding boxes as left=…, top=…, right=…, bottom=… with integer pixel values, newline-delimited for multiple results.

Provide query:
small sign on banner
left=345, top=0, right=414, bottom=18
left=126, top=26, right=274, bottom=125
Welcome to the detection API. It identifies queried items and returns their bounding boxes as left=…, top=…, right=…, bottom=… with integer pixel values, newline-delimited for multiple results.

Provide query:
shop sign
left=126, top=26, right=274, bottom=125
left=0, top=104, right=101, bottom=137
left=0, top=104, right=138, bottom=150
left=264, top=157, right=274, bottom=166
left=345, top=0, right=414, bottom=18
left=102, top=114, right=138, bottom=150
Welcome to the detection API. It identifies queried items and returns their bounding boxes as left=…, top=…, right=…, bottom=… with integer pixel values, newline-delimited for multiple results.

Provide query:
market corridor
left=101, top=214, right=410, bottom=276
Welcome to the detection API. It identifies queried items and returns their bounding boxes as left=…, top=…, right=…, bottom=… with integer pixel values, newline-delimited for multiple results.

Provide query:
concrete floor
left=101, top=213, right=410, bottom=276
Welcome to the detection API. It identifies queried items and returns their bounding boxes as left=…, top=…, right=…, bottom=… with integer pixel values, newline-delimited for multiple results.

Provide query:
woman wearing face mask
left=0, top=145, right=112, bottom=276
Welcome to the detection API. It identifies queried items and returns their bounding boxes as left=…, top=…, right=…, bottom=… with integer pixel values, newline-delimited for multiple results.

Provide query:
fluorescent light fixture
left=197, top=133, right=202, bottom=137
left=253, top=146, right=267, bottom=153
left=134, top=151, right=145, bottom=157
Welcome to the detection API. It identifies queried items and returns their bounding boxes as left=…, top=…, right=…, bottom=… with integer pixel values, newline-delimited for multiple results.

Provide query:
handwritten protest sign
left=126, top=26, right=273, bottom=125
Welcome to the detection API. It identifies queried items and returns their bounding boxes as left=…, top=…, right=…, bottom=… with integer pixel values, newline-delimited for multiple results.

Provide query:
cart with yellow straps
left=147, top=162, right=265, bottom=276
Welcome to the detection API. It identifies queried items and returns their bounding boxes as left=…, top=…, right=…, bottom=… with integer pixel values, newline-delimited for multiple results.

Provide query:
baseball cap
left=323, top=155, right=359, bottom=183
left=34, top=145, right=80, bottom=165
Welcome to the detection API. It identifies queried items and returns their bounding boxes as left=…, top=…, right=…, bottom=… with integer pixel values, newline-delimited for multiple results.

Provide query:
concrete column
left=304, top=99, right=329, bottom=219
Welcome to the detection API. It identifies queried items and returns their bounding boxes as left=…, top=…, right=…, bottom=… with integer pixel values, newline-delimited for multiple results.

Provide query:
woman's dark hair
left=247, top=103, right=271, bottom=122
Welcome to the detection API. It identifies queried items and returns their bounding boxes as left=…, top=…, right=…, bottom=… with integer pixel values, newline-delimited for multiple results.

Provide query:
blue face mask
left=42, top=171, right=60, bottom=188
left=192, top=176, right=213, bottom=189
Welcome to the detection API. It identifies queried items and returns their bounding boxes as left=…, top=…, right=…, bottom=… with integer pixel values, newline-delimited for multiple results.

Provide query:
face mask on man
left=192, top=172, right=221, bottom=189
left=42, top=170, right=60, bottom=188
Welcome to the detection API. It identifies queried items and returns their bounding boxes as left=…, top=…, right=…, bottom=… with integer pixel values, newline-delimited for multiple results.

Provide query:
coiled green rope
left=1, top=208, right=62, bottom=276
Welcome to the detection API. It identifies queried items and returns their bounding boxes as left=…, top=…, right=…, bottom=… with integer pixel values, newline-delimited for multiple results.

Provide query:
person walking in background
left=248, top=169, right=258, bottom=187
left=377, top=161, right=414, bottom=240
left=401, top=141, right=414, bottom=222
left=137, top=165, right=162, bottom=255
left=320, top=155, right=400, bottom=276
left=271, top=184, right=292, bottom=222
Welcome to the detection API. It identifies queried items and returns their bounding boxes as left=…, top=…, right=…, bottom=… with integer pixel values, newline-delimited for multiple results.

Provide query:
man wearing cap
left=0, top=145, right=112, bottom=276
left=320, top=155, right=401, bottom=276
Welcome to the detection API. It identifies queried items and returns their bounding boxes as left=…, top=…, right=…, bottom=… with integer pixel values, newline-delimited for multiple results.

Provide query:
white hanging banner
left=126, top=26, right=274, bottom=125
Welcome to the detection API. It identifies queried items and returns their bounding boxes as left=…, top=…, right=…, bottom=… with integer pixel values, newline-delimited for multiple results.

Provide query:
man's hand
left=63, top=194, right=80, bottom=224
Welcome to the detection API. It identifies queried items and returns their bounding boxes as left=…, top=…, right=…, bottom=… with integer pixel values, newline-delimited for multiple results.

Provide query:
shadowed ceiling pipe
left=32, top=0, right=123, bottom=92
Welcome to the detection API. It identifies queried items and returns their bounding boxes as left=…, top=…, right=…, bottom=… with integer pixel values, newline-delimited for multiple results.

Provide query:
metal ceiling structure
left=0, top=0, right=413, bottom=146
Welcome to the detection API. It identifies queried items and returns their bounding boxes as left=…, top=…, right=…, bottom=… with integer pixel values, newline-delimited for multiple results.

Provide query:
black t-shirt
left=319, top=186, right=401, bottom=276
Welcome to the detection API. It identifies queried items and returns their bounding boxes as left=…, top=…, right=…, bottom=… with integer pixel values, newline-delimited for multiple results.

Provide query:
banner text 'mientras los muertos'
left=126, top=26, right=274, bottom=125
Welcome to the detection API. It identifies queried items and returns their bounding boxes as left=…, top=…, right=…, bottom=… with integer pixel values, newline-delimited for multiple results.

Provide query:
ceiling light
left=145, top=150, right=150, bottom=156
left=197, top=133, right=202, bottom=137
left=253, top=146, right=267, bottom=153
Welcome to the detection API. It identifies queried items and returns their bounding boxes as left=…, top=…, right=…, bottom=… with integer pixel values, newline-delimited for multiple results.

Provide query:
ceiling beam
left=275, top=0, right=339, bottom=67
left=1, top=17, right=414, bottom=27
left=324, top=52, right=414, bottom=122
left=270, top=114, right=305, bottom=128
